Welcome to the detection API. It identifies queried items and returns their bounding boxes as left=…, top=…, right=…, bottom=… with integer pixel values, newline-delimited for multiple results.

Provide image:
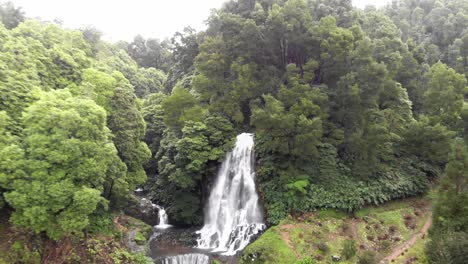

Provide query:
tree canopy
left=0, top=1, right=466, bottom=251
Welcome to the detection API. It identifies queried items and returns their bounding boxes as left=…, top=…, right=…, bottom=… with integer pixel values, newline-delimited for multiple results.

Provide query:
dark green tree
left=427, top=138, right=468, bottom=263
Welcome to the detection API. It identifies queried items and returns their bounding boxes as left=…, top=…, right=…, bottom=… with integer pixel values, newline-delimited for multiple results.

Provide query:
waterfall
left=153, top=204, right=172, bottom=229
left=162, top=253, right=209, bottom=264
left=197, top=133, right=265, bottom=255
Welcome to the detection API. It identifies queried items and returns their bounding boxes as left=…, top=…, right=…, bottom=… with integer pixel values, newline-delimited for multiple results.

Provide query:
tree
left=423, top=62, right=466, bottom=132
left=0, top=1, right=24, bottom=29
left=142, top=93, right=167, bottom=177
left=127, top=35, right=173, bottom=72
left=0, top=111, right=24, bottom=208
left=71, top=69, right=151, bottom=203
left=427, top=138, right=468, bottom=263
left=162, top=86, right=205, bottom=130
left=251, top=64, right=327, bottom=167
left=399, top=118, right=455, bottom=167
left=3, top=90, right=124, bottom=239
left=108, top=84, right=151, bottom=194
left=132, top=67, right=166, bottom=98
left=164, top=27, right=200, bottom=92
left=0, top=69, right=41, bottom=129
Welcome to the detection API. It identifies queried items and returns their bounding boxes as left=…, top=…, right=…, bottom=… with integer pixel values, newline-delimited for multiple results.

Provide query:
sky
left=10, top=0, right=392, bottom=42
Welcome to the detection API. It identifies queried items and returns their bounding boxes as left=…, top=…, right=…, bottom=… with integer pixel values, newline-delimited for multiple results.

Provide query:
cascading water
left=154, top=205, right=171, bottom=229
left=148, top=204, right=172, bottom=246
left=161, top=254, right=209, bottom=264
left=197, top=133, right=265, bottom=255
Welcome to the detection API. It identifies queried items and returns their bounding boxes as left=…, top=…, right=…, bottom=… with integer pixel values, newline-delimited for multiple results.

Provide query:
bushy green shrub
left=357, top=251, right=377, bottom=264
left=88, top=213, right=115, bottom=235
left=317, top=242, right=329, bottom=253
left=134, top=231, right=147, bottom=245
left=111, top=249, right=151, bottom=264
left=426, top=232, right=468, bottom=264
left=341, top=239, right=357, bottom=260
left=294, top=257, right=315, bottom=264
left=4, top=241, right=41, bottom=264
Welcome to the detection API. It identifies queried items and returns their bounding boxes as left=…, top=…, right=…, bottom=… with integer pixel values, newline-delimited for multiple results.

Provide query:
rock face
left=149, top=227, right=200, bottom=248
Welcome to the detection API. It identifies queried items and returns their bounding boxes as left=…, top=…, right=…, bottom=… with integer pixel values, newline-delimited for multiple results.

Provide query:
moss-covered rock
left=134, top=231, right=147, bottom=245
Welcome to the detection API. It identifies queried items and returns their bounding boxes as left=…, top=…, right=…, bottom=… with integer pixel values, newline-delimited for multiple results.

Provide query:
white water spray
left=162, top=253, right=209, bottom=264
left=197, top=133, right=265, bottom=255
left=153, top=204, right=172, bottom=229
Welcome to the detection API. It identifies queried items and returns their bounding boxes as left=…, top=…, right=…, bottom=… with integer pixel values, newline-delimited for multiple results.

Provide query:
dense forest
left=0, top=0, right=467, bottom=263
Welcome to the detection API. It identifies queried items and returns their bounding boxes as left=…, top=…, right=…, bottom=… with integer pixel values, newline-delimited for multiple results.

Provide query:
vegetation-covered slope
left=240, top=197, right=432, bottom=264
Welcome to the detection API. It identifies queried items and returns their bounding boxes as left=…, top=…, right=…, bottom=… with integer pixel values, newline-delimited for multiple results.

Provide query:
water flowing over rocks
left=197, top=133, right=265, bottom=255
left=160, top=253, right=210, bottom=264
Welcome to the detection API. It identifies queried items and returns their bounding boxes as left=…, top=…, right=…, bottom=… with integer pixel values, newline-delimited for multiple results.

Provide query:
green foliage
left=357, top=251, right=377, bottom=264
left=316, top=242, right=329, bottom=253
left=2, top=241, right=41, bottom=264
left=127, top=35, right=173, bottom=72
left=132, top=67, right=166, bottom=98
left=427, top=139, right=468, bottom=263
left=239, top=227, right=296, bottom=264
left=317, top=210, right=347, bottom=220
left=0, top=0, right=465, bottom=249
left=151, top=113, right=234, bottom=224
left=0, top=111, right=24, bottom=193
left=110, top=249, right=152, bottom=264
left=108, top=85, right=151, bottom=193
left=134, top=231, right=146, bottom=245
left=399, top=118, right=455, bottom=166
left=162, top=86, right=205, bottom=129
left=423, top=62, right=467, bottom=132
left=341, top=239, right=357, bottom=260
left=88, top=213, right=115, bottom=235
left=3, top=90, right=120, bottom=239
left=294, top=257, right=315, bottom=264
left=138, top=0, right=465, bottom=228
left=426, top=231, right=468, bottom=264
left=431, top=139, right=468, bottom=234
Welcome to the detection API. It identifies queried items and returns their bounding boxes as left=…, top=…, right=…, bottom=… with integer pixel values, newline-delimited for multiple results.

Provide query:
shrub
left=294, top=257, right=315, bottom=264
left=426, top=232, right=468, bottom=264
left=380, top=240, right=391, bottom=250
left=357, top=251, right=377, bottom=264
left=134, top=231, right=147, bottom=245
left=341, top=239, right=357, bottom=260
left=4, top=241, right=41, bottom=264
left=88, top=213, right=115, bottom=235
left=317, top=242, right=330, bottom=253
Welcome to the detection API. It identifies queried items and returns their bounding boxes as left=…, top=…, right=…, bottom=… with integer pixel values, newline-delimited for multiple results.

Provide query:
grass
left=239, top=227, right=296, bottom=264
left=393, top=235, right=429, bottom=264
left=317, top=209, right=348, bottom=220
left=242, top=197, right=431, bottom=264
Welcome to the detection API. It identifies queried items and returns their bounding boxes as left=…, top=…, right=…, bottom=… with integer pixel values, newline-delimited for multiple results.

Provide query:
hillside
left=0, top=211, right=152, bottom=264
left=241, top=197, right=432, bottom=264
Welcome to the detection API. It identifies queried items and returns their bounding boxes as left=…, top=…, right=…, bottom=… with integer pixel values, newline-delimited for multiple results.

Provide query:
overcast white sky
left=10, top=0, right=391, bottom=42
